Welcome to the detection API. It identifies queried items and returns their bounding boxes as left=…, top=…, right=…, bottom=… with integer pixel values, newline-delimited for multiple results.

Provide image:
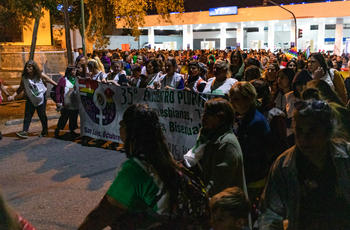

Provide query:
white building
left=106, top=1, right=350, bottom=54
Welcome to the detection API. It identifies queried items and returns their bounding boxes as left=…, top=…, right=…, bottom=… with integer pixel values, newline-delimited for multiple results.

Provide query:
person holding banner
left=152, top=58, right=185, bottom=90
left=202, top=60, right=237, bottom=96
left=185, top=61, right=207, bottom=93
left=144, top=58, right=162, bottom=88
left=54, top=66, right=79, bottom=139
left=106, top=61, right=128, bottom=87
left=87, top=60, right=107, bottom=83
left=184, top=98, right=247, bottom=197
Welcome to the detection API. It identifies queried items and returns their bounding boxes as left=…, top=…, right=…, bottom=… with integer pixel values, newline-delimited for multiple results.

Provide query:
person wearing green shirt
left=78, top=104, right=187, bottom=229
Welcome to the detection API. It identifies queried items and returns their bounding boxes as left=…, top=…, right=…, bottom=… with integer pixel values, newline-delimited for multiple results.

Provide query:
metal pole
left=63, top=0, right=73, bottom=65
left=268, top=0, right=297, bottom=49
left=80, top=0, right=86, bottom=56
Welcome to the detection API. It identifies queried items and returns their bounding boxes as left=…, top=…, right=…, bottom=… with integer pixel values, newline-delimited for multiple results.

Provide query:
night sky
left=184, top=0, right=343, bottom=12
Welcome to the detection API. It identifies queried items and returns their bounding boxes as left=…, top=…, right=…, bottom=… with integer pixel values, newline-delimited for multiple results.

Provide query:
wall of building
left=120, top=1, right=350, bottom=28
left=154, top=35, right=183, bottom=50
left=106, top=35, right=183, bottom=50
left=1, top=9, right=52, bottom=46
left=245, top=29, right=265, bottom=49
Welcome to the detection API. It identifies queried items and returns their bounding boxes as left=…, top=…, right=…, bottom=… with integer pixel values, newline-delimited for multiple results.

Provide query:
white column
left=302, top=23, right=311, bottom=51
left=70, top=29, right=82, bottom=49
left=236, top=22, right=244, bottom=49
left=290, top=20, right=296, bottom=48
left=148, top=27, right=155, bottom=49
left=268, top=21, right=275, bottom=51
left=220, top=26, right=227, bottom=50
left=334, top=18, right=344, bottom=55
left=317, top=22, right=325, bottom=52
left=182, top=25, right=193, bottom=50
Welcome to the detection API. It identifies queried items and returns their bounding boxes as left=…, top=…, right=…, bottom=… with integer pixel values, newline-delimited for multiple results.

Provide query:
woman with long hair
left=75, top=56, right=87, bottom=78
left=307, top=52, right=347, bottom=104
left=273, top=68, right=295, bottom=112
left=144, top=58, right=162, bottom=88
left=286, top=59, right=298, bottom=74
left=8, top=60, right=57, bottom=138
left=79, top=104, right=208, bottom=229
left=229, top=50, right=245, bottom=81
left=54, top=66, right=79, bottom=139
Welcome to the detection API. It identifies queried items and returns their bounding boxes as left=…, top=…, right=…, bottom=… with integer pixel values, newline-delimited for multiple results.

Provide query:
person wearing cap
left=259, top=99, right=350, bottom=230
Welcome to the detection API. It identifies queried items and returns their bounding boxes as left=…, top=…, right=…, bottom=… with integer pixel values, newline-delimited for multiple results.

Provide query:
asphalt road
left=0, top=123, right=126, bottom=229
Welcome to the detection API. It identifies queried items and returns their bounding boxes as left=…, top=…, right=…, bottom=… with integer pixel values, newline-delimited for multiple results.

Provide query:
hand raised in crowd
left=313, top=66, right=325, bottom=80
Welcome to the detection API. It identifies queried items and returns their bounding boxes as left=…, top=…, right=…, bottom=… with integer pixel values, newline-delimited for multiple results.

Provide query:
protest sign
left=78, top=79, right=215, bottom=159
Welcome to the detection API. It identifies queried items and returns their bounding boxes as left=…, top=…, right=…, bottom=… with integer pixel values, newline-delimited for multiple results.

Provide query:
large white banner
left=78, top=79, right=215, bottom=159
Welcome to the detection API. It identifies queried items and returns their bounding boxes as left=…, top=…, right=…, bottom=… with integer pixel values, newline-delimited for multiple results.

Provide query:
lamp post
left=264, top=0, right=297, bottom=49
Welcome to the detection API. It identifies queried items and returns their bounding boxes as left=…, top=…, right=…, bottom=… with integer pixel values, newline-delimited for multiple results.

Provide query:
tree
left=53, top=0, right=184, bottom=51
left=112, top=0, right=184, bottom=38
left=0, top=0, right=56, bottom=59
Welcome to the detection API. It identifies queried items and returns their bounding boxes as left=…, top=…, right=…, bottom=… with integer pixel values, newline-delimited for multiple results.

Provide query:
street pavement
left=0, top=101, right=127, bottom=230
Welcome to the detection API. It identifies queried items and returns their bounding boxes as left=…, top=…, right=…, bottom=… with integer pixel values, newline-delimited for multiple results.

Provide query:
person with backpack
left=79, top=104, right=210, bottom=230
left=54, top=66, right=79, bottom=139
left=184, top=98, right=248, bottom=197
left=8, top=60, right=57, bottom=138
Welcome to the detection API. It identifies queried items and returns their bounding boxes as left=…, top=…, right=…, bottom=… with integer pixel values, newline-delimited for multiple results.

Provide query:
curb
left=5, top=115, right=60, bottom=126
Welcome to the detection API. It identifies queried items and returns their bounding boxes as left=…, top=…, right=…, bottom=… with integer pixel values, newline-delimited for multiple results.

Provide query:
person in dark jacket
left=184, top=98, right=248, bottom=197
left=55, top=66, right=79, bottom=139
left=229, top=81, right=271, bottom=202
left=259, top=100, right=350, bottom=230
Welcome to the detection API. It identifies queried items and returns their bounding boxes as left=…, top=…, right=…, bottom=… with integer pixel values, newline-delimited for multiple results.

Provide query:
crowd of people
left=1, top=47, right=350, bottom=229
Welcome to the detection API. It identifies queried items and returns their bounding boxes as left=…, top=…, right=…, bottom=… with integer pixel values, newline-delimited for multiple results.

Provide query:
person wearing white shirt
left=88, top=60, right=107, bottom=82
left=152, top=59, right=184, bottom=90
left=203, top=60, right=237, bottom=96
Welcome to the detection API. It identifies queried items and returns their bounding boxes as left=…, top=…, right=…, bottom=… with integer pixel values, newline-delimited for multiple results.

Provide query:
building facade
left=110, top=1, right=350, bottom=54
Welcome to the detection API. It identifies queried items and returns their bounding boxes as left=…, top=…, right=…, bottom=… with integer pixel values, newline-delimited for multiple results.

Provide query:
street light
left=263, top=0, right=298, bottom=49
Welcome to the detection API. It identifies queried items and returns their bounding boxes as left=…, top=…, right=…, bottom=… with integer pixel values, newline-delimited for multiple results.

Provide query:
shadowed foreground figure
left=259, top=99, right=350, bottom=230
left=79, top=104, right=210, bottom=230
